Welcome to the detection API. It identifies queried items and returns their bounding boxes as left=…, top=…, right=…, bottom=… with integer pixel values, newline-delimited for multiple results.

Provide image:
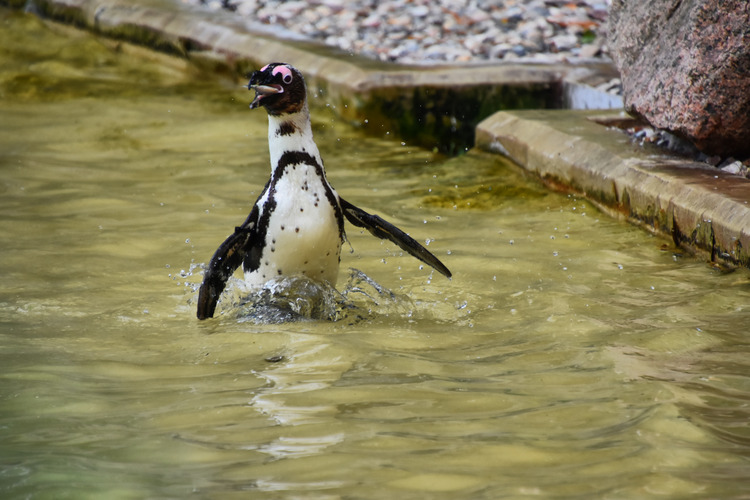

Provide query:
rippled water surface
left=2, top=10, right=750, bottom=499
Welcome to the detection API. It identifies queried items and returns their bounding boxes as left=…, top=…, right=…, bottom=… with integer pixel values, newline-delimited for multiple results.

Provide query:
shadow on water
left=3, top=8, right=750, bottom=500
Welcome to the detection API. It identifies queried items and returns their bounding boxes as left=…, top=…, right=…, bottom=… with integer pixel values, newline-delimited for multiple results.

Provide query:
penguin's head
left=247, top=63, right=306, bottom=116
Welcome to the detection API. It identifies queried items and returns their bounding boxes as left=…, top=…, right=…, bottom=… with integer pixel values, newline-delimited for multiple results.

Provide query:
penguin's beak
left=248, top=83, right=283, bottom=109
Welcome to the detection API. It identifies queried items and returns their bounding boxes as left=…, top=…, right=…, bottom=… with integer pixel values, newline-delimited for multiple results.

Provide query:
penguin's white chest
left=246, top=166, right=342, bottom=287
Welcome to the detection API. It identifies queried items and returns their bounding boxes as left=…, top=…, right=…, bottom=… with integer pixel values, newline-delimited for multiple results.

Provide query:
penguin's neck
left=266, top=102, right=323, bottom=178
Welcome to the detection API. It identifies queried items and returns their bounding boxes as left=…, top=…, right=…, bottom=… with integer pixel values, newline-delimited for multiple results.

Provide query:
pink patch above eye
left=272, top=65, right=293, bottom=83
left=260, top=64, right=269, bottom=72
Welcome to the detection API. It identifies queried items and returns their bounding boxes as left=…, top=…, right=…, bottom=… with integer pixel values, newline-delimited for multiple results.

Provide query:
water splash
left=205, top=268, right=415, bottom=324
left=236, top=274, right=342, bottom=324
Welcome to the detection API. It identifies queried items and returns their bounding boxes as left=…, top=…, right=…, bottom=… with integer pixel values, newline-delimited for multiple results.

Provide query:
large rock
left=608, top=0, right=750, bottom=158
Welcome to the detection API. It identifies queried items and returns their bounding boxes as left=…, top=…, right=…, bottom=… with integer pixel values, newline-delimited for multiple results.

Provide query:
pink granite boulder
left=608, top=0, right=750, bottom=158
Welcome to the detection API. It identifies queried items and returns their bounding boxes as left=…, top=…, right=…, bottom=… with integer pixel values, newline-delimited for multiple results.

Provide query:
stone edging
left=476, top=110, right=750, bottom=267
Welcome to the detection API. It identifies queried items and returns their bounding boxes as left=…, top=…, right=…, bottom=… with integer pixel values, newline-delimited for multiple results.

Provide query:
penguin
left=196, top=62, right=451, bottom=320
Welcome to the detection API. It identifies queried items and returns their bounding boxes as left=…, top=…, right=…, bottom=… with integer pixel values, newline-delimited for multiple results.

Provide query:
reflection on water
left=2, top=9, right=750, bottom=499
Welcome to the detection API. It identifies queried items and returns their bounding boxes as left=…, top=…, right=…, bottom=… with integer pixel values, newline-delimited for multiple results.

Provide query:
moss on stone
left=348, top=82, right=555, bottom=155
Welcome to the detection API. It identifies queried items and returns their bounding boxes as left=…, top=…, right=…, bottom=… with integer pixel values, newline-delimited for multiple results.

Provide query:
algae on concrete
left=346, top=81, right=555, bottom=155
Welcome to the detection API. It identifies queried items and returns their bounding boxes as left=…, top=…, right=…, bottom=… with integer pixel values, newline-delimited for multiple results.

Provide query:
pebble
left=720, top=161, right=745, bottom=176
left=193, top=0, right=613, bottom=65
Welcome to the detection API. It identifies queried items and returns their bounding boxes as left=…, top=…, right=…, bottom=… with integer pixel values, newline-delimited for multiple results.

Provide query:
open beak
left=248, top=83, right=283, bottom=109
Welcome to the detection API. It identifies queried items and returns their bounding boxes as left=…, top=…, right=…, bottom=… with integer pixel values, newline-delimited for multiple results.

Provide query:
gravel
left=193, top=0, right=612, bottom=65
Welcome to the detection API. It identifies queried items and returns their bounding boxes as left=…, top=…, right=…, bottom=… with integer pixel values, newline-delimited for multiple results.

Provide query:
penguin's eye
left=272, top=65, right=293, bottom=84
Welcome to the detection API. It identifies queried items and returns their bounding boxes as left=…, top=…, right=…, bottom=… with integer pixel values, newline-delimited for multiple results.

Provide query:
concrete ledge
left=476, top=110, right=750, bottom=267
left=12, top=0, right=617, bottom=154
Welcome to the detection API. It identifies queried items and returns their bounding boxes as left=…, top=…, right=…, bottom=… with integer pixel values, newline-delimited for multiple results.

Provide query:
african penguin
left=197, top=62, right=451, bottom=320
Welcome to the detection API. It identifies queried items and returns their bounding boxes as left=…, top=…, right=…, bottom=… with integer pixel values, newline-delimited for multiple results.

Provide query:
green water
left=2, top=10, right=750, bottom=499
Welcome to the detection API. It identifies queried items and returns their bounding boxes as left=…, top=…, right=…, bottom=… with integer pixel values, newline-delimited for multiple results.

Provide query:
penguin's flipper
left=197, top=223, right=256, bottom=319
left=339, top=197, right=452, bottom=279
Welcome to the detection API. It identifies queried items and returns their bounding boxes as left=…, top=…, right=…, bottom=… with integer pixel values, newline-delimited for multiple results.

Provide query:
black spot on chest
left=275, top=121, right=298, bottom=136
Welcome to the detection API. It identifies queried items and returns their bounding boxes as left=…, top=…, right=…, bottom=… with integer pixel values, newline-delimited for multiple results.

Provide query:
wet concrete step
left=476, top=109, right=750, bottom=267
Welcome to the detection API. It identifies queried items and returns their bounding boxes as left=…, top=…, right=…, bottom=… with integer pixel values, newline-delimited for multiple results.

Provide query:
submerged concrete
left=477, top=110, right=750, bottom=267
left=4, top=0, right=749, bottom=267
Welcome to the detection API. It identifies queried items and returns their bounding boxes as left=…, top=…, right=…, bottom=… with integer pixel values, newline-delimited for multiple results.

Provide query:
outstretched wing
left=339, top=197, right=452, bottom=279
left=196, top=222, right=256, bottom=320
